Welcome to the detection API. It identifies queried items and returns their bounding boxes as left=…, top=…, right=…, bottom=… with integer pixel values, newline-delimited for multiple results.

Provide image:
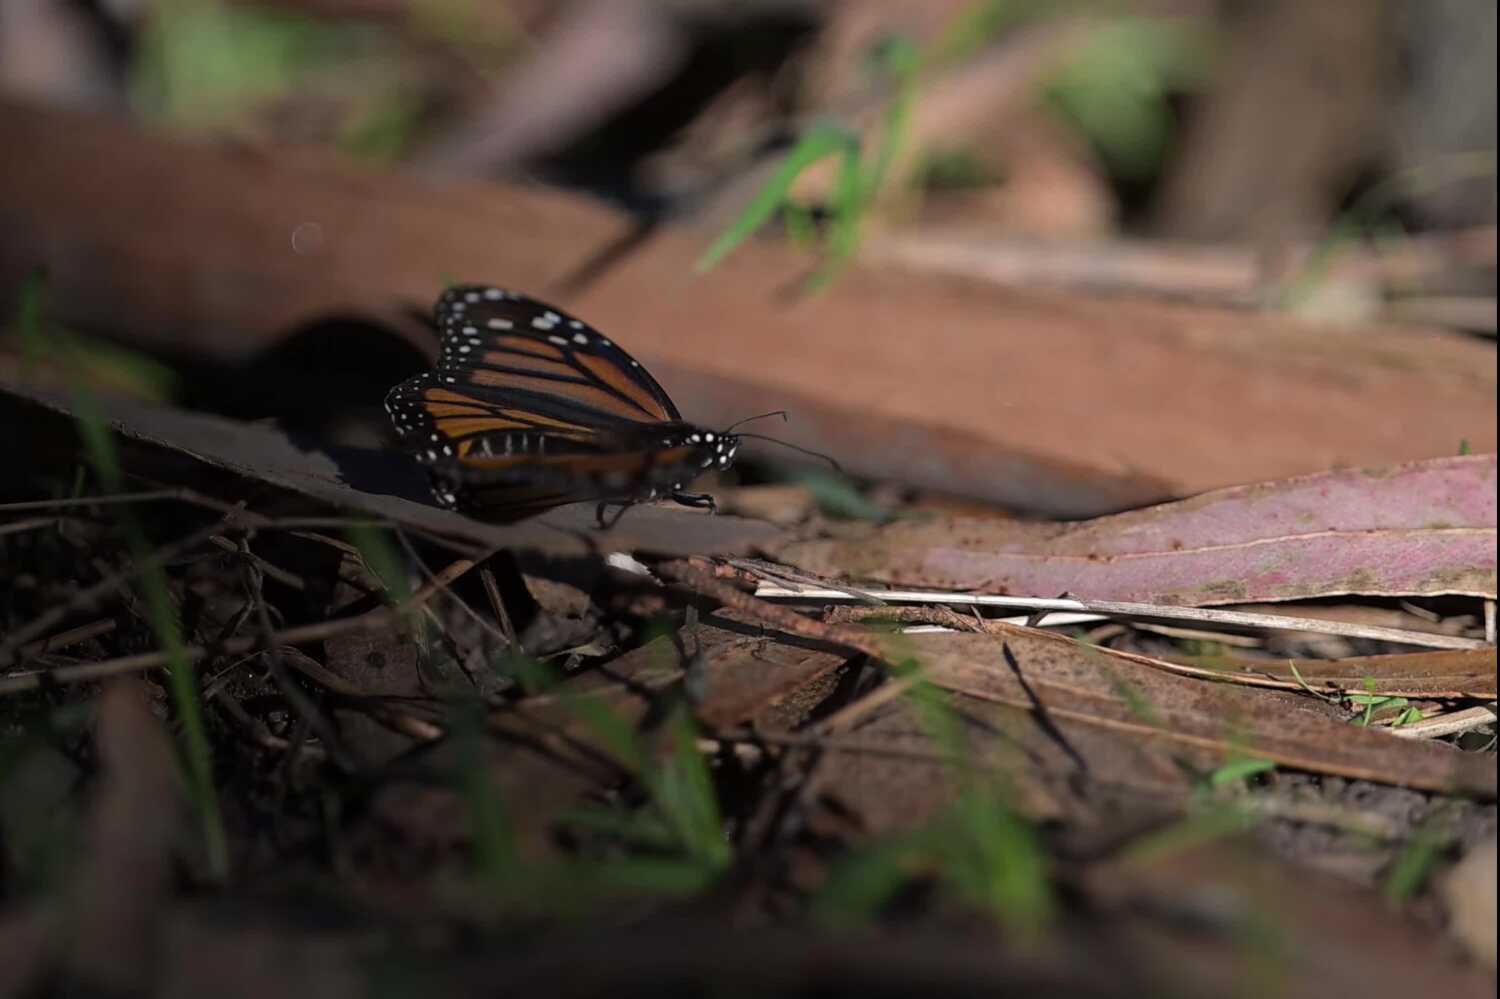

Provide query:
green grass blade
left=565, top=695, right=648, bottom=777
left=454, top=708, right=517, bottom=890
left=1208, top=757, right=1276, bottom=788
left=696, top=123, right=858, bottom=273
left=13, top=281, right=227, bottom=880
left=139, top=559, right=228, bottom=878
left=948, top=790, right=1054, bottom=931
left=1384, top=819, right=1448, bottom=905
left=862, top=37, right=921, bottom=204
left=811, top=835, right=929, bottom=926
left=808, top=142, right=871, bottom=292
left=648, top=709, right=729, bottom=868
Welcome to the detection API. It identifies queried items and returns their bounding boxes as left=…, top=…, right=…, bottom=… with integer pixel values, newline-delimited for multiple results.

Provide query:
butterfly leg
left=671, top=491, right=718, bottom=515
left=596, top=501, right=634, bottom=529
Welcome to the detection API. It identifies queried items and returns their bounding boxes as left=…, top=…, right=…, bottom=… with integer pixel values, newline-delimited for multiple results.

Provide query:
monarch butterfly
left=385, top=285, right=742, bottom=525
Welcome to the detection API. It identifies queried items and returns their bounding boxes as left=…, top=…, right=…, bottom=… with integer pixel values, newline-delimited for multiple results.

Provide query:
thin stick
left=3, top=490, right=400, bottom=536
left=755, top=585, right=1488, bottom=651
left=394, top=529, right=511, bottom=646
left=479, top=564, right=518, bottom=650
left=0, top=616, right=389, bottom=695
left=657, top=560, right=886, bottom=659
left=0, top=517, right=60, bottom=537
left=727, top=557, right=888, bottom=605
left=18, top=619, right=117, bottom=657
left=0, top=518, right=237, bottom=666
left=208, top=535, right=306, bottom=591
left=0, top=489, right=245, bottom=517
left=1385, top=703, right=1498, bottom=740
left=241, top=554, right=357, bottom=772
left=704, top=730, right=966, bottom=766
left=814, top=674, right=918, bottom=735
left=0, top=558, right=480, bottom=696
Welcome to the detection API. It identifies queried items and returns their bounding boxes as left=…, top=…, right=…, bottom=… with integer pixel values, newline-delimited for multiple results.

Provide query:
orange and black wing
left=385, top=286, right=733, bottom=513
left=386, top=285, right=683, bottom=460
left=392, top=284, right=677, bottom=431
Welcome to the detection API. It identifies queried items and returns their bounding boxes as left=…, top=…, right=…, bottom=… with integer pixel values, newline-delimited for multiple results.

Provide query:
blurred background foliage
left=4, top=0, right=1492, bottom=257
left=2, top=0, right=1492, bottom=471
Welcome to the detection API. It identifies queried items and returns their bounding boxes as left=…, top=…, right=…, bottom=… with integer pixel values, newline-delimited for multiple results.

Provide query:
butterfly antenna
left=735, top=433, right=843, bottom=472
left=724, top=410, right=789, bottom=432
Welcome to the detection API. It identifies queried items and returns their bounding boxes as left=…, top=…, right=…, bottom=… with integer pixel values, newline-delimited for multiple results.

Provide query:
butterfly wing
left=387, top=285, right=680, bottom=450
left=385, top=286, right=736, bottom=514
left=425, top=443, right=719, bottom=519
left=435, top=285, right=678, bottom=424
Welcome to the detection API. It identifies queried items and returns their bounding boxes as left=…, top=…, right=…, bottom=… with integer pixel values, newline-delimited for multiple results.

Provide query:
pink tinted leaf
left=777, top=455, right=1497, bottom=604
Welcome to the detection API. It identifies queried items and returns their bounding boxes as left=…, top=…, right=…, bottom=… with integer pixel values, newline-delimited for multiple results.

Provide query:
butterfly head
left=673, top=427, right=740, bottom=474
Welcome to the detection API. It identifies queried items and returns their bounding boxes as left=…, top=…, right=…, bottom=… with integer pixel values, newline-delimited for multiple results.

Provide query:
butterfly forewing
left=433, top=286, right=679, bottom=424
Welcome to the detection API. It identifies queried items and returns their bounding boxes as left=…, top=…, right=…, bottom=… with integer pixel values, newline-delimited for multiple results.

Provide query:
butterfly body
left=385, top=286, right=738, bottom=521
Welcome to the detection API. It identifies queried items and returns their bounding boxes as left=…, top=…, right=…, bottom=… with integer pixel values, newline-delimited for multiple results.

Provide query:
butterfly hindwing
left=425, top=443, right=712, bottom=515
left=385, top=372, right=603, bottom=463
